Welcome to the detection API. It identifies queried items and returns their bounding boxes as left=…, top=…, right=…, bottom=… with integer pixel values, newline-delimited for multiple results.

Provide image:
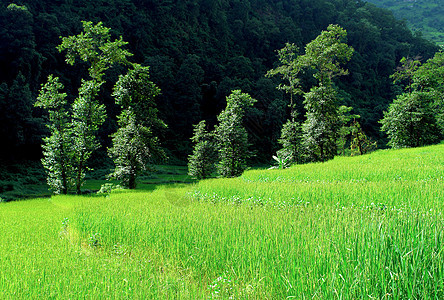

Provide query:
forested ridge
left=0, top=0, right=439, bottom=163
left=366, top=0, right=444, bottom=45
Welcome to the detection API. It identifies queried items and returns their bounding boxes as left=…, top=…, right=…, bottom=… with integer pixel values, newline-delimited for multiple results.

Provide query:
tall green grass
left=1, top=144, right=443, bottom=298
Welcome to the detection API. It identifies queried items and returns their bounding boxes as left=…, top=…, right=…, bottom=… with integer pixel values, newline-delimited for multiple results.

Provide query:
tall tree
left=188, top=120, right=217, bottom=180
left=215, top=90, right=256, bottom=178
left=300, top=24, right=354, bottom=162
left=34, top=75, right=73, bottom=194
left=57, top=21, right=133, bottom=194
left=109, top=64, right=166, bottom=189
left=266, top=43, right=303, bottom=164
left=268, top=25, right=354, bottom=162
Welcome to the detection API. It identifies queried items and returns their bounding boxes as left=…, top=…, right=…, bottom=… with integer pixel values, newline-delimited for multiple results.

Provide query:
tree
left=350, top=120, right=376, bottom=156
left=380, top=54, right=444, bottom=148
left=380, top=91, right=441, bottom=148
left=411, top=52, right=444, bottom=135
left=266, top=43, right=302, bottom=116
left=266, top=43, right=304, bottom=164
left=268, top=25, right=353, bottom=162
left=337, top=105, right=360, bottom=156
left=302, top=86, right=342, bottom=161
left=276, top=113, right=304, bottom=164
left=215, top=90, right=256, bottom=178
left=57, top=21, right=132, bottom=81
left=108, top=64, right=166, bottom=189
left=70, top=80, right=106, bottom=194
left=188, top=120, right=217, bottom=180
left=57, top=21, right=133, bottom=194
left=34, top=75, right=73, bottom=194
left=300, top=24, right=354, bottom=162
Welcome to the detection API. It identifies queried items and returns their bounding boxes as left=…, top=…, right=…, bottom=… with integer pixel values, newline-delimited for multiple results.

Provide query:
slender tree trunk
left=76, top=152, right=84, bottom=195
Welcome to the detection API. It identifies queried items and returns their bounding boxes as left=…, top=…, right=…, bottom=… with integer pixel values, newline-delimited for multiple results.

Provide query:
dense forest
left=0, top=0, right=439, bottom=164
left=366, top=0, right=444, bottom=45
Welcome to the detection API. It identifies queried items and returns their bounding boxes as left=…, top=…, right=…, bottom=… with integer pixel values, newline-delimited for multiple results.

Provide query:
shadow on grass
left=1, top=164, right=197, bottom=202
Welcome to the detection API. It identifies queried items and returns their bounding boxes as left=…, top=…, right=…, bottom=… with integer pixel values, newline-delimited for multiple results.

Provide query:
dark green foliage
left=0, top=161, right=48, bottom=201
left=70, top=80, right=106, bottom=194
left=188, top=121, right=217, bottom=180
left=380, top=91, right=441, bottom=148
left=109, top=65, right=166, bottom=189
left=0, top=74, right=39, bottom=150
left=299, top=25, right=354, bottom=162
left=277, top=117, right=304, bottom=165
left=302, top=86, right=342, bottom=162
left=350, top=121, right=377, bottom=156
left=380, top=53, right=444, bottom=148
left=215, top=90, right=256, bottom=178
left=337, top=105, right=360, bottom=156
left=0, top=0, right=440, bottom=163
left=34, top=75, right=73, bottom=194
left=56, top=21, right=133, bottom=194
left=366, top=0, right=444, bottom=45
left=108, top=109, right=157, bottom=189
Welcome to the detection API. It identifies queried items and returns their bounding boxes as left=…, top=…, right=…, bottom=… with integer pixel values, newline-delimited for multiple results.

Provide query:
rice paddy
left=1, top=144, right=443, bottom=298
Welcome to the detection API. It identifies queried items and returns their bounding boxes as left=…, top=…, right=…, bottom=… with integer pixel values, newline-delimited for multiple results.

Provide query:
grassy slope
left=366, top=0, right=444, bottom=45
left=1, top=144, right=443, bottom=298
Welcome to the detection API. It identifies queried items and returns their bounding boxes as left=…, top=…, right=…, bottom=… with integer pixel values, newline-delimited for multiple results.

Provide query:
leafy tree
left=266, top=43, right=302, bottom=114
left=300, top=25, right=354, bottom=162
left=412, top=52, right=444, bottom=135
left=188, top=120, right=217, bottom=180
left=350, top=120, right=377, bottom=156
left=266, top=43, right=303, bottom=164
left=70, top=80, right=106, bottom=194
left=268, top=25, right=353, bottom=162
left=302, top=86, right=342, bottom=161
left=380, top=54, right=444, bottom=148
left=276, top=113, right=304, bottom=164
left=57, top=21, right=133, bottom=194
left=57, top=21, right=132, bottom=81
left=380, top=91, right=441, bottom=148
left=215, top=90, right=256, bottom=178
left=34, top=75, right=73, bottom=194
left=109, top=64, right=166, bottom=189
left=337, top=105, right=360, bottom=156
left=108, top=110, right=156, bottom=189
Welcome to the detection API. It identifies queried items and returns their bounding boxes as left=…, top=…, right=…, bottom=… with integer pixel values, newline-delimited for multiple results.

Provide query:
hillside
left=366, top=0, right=444, bottom=45
left=1, top=144, right=443, bottom=298
left=0, top=0, right=439, bottom=162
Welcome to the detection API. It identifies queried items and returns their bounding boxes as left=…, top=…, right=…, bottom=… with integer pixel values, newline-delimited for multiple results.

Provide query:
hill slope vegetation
left=366, top=0, right=444, bottom=45
left=0, top=0, right=439, bottom=162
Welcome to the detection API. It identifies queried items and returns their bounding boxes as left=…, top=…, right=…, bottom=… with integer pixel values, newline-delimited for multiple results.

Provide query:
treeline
left=0, top=0, right=439, bottom=162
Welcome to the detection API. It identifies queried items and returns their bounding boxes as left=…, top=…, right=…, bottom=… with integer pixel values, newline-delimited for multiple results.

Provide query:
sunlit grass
left=1, top=144, right=443, bottom=298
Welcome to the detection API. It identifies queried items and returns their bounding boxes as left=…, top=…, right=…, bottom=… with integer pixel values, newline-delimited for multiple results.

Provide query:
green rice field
left=1, top=144, right=443, bottom=298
